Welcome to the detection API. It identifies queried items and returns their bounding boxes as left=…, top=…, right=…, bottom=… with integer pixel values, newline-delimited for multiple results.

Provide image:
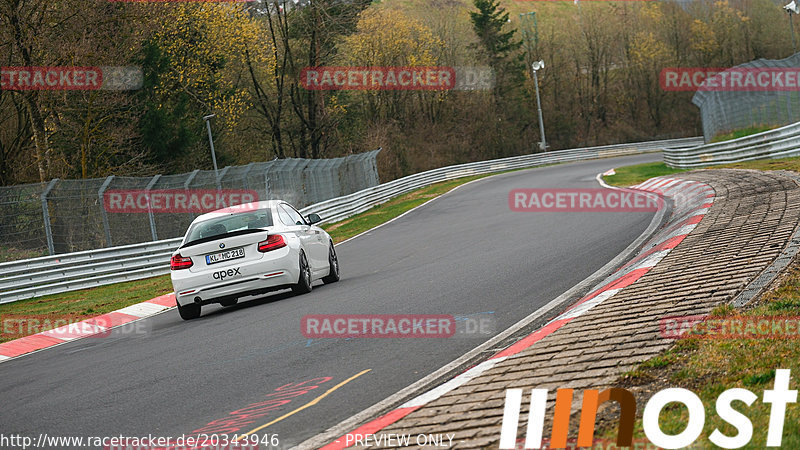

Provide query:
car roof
left=191, top=200, right=286, bottom=224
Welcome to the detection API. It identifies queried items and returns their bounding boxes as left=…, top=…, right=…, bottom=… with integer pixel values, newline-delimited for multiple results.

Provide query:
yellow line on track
left=234, top=369, right=372, bottom=441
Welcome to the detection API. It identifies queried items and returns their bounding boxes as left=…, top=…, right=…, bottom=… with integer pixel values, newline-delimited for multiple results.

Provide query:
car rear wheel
left=292, top=251, right=312, bottom=295
left=177, top=302, right=201, bottom=320
left=322, top=243, right=340, bottom=284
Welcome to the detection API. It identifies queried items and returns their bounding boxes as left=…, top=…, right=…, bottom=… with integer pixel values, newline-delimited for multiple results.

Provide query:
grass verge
left=0, top=275, right=173, bottom=343
left=321, top=174, right=489, bottom=243
left=0, top=245, right=47, bottom=263
left=717, top=156, right=800, bottom=172
left=596, top=262, right=800, bottom=448
left=710, top=125, right=778, bottom=143
left=603, top=156, right=800, bottom=187
left=595, top=156, right=800, bottom=447
left=602, top=161, right=689, bottom=187
left=0, top=173, right=494, bottom=343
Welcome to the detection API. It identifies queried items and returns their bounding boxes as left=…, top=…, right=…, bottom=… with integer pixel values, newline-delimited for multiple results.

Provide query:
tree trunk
left=24, top=92, right=49, bottom=182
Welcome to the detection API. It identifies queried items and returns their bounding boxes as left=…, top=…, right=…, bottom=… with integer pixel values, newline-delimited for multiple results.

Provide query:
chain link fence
left=693, top=53, right=800, bottom=142
left=0, top=149, right=380, bottom=257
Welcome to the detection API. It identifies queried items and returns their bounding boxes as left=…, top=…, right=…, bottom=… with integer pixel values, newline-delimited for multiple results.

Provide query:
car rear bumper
left=172, top=251, right=299, bottom=306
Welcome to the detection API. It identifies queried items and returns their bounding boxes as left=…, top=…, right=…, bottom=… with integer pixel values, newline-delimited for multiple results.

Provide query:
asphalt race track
left=0, top=153, right=662, bottom=449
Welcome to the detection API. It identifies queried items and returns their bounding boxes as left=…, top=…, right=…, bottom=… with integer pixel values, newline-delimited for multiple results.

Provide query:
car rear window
left=184, top=210, right=274, bottom=245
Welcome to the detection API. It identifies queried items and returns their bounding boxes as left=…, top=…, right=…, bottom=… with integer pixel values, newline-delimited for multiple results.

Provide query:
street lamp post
left=785, top=1, right=799, bottom=53
left=531, top=60, right=547, bottom=152
left=203, top=114, right=221, bottom=190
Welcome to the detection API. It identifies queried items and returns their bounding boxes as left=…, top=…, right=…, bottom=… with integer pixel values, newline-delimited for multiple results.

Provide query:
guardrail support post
left=41, top=179, right=59, bottom=256
left=98, top=176, right=115, bottom=248
left=145, top=174, right=161, bottom=241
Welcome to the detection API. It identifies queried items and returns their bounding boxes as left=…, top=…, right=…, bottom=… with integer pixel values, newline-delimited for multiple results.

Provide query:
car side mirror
left=306, top=213, right=322, bottom=225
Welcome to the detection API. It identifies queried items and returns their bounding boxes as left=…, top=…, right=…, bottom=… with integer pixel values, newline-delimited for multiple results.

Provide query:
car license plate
left=206, top=248, right=245, bottom=265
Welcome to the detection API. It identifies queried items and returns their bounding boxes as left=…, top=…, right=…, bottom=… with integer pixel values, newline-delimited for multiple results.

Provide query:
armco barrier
left=664, top=121, right=800, bottom=168
left=0, top=137, right=701, bottom=304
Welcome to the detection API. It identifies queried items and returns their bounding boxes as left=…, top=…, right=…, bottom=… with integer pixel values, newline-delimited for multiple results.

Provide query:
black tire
left=321, top=243, right=340, bottom=284
left=292, top=251, right=313, bottom=295
left=177, top=302, right=201, bottom=320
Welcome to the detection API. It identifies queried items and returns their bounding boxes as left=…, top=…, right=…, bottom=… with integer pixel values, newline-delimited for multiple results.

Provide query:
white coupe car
left=169, top=200, right=339, bottom=320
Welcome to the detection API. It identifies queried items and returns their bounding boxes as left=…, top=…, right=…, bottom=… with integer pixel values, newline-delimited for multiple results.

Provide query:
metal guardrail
left=304, top=137, right=702, bottom=224
left=0, top=239, right=183, bottom=303
left=0, top=137, right=701, bottom=304
left=664, top=121, right=800, bottom=169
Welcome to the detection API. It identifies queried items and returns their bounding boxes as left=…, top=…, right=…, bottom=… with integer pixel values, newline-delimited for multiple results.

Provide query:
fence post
left=242, top=162, right=255, bottom=192
left=371, top=148, right=382, bottom=185
left=41, top=179, right=59, bottom=256
left=184, top=169, right=199, bottom=221
left=264, top=172, right=271, bottom=201
left=217, top=166, right=230, bottom=190
left=98, top=176, right=115, bottom=248
left=145, top=174, right=161, bottom=242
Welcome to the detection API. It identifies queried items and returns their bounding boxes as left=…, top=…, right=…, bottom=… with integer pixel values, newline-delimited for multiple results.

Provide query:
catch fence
left=0, top=150, right=381, bottom=256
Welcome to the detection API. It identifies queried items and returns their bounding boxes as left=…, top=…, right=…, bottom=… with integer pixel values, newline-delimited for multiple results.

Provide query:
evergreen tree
left=470, top=0, right=523, bottom=75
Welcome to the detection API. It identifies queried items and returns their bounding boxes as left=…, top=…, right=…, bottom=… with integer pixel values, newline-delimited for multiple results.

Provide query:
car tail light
left=258, top=234, right=287, bottom=253
left=170, top=254, right=193, bottom=270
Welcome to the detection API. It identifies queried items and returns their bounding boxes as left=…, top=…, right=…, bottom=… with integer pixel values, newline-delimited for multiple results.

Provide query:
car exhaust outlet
left=194, top=297, right=202, bottom=304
